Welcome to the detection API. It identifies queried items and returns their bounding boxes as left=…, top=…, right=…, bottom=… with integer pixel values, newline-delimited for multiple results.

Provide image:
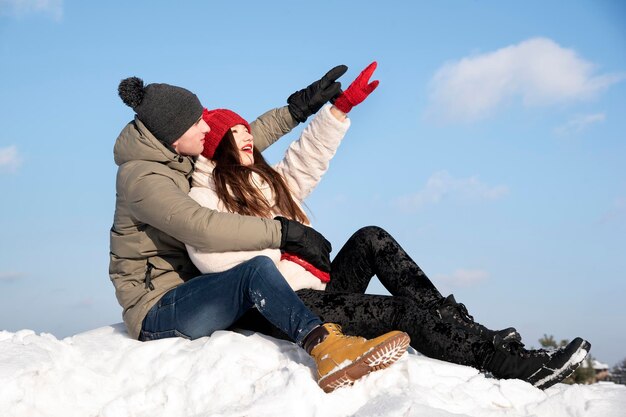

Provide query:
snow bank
left=1, top=324, right=624, bottom=417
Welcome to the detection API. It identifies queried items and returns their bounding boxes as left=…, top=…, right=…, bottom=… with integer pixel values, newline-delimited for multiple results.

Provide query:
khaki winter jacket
left=110, top=106, right=297, bottom=340
left=187, top=105, right=350, bottom=291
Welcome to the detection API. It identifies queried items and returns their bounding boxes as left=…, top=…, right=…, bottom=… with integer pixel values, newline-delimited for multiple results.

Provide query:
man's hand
left=287, top=65, right=348, bottom=123
left=275, top=216, right=332, bottom=272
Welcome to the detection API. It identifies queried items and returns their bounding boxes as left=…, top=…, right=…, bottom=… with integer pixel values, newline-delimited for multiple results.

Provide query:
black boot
left=485, top=337, right=591, bottom=389
left=436, top=294, right=522, bottom=345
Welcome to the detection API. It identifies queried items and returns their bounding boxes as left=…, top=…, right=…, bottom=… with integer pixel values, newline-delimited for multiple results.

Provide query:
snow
left=1, top=324, right=625, bottom=417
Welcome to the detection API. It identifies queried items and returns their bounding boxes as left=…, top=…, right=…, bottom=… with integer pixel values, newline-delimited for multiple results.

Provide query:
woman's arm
left=329, top=105, right=348, bottom=122
left=272, top=62, right=380, bottom=202
left=273, top=104, right=351, bottom=202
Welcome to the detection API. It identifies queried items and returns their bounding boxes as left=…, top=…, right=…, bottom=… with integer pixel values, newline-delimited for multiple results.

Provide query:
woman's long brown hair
left=212, top=129, right=309, bottom=224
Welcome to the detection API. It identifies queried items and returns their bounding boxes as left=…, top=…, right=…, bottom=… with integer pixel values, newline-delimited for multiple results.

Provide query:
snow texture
left=1, top=323, right=624, bottom=417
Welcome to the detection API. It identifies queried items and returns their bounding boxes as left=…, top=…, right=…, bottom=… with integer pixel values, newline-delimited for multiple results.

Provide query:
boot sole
left=318, top=332, right=410, bottom=393
left=532, top=338, right=591, bottom=390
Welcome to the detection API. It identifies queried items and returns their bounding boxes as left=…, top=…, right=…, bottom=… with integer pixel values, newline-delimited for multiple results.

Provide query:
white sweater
left=187, top=105, right=350, bottom=291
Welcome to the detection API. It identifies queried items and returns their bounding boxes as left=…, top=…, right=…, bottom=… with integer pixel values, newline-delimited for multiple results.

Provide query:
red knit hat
left=201, top=108, right=251, bottom=159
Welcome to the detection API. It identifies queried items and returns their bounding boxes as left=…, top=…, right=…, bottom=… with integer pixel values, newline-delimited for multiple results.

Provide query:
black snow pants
left=232, top=226, right=494, bottom=368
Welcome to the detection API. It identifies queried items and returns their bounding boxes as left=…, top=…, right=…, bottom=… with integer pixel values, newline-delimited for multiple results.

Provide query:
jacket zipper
left=144, top=262, right=155, bottom=290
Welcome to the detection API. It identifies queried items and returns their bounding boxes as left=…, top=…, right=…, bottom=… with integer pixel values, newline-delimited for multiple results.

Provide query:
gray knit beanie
left=118, top=77, right=203, bottom=145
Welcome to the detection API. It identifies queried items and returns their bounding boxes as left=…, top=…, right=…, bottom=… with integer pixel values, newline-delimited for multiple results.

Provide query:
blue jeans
left=139, top=256, right=322, bottom=345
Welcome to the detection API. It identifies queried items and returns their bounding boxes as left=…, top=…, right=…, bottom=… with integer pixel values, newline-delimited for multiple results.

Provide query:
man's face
left=171, top=117, right=210, bottom=156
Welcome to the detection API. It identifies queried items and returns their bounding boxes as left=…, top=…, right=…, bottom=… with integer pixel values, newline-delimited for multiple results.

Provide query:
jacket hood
left=114, top=116, right=194, bottom=175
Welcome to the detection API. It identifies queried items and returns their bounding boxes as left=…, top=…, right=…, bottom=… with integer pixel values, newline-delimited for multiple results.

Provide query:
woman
left=188, top=63, right=591, bottom=390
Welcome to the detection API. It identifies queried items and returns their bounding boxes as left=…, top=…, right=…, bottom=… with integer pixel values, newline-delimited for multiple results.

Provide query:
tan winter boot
left=303, top=323, right=410, bottom=393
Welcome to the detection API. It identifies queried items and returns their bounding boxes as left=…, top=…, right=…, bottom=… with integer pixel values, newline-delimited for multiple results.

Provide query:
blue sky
left=1, top=1, right=624, bottom=366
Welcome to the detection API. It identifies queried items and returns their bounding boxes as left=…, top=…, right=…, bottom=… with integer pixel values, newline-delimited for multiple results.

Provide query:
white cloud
left=435, top=269, right=490, bottom=288
left=554, top=112, right=606, bottom=135
left=427, top=37, right=625, bottom=122
left=395, top=170, right=508, bottom=211
left=0, top=145, right=22, bottom=173
left=0, top=0, right=62, bottom=20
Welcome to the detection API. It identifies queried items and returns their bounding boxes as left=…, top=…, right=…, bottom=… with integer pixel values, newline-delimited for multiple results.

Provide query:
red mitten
left=333, top=61, right=379, bottom=113
left=281, top=252, right=331, bottom=283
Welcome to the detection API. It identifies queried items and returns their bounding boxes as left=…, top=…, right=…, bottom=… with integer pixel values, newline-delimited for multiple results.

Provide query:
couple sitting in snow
left=110, top=63, right=590, bottom=392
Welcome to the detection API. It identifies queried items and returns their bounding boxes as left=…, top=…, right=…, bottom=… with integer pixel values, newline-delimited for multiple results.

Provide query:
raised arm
left=273, top=105, right=350, bottom=201
left=274, top=62, right=380, bottom=202
left=250, top=65, right=348, bottom=152
left=249, top=106, right=298, bottom=152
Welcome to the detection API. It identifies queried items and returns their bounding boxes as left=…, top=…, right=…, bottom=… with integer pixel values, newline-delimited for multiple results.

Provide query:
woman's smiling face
left=230, top=124, right=254, bottom=165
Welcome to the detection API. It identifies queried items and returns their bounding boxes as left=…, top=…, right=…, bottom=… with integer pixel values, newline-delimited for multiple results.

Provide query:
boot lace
left=326, top=323, right=343, bottom=336
left=435, top=295, right=522, bottom=346
left=436, top=295, right=480, bottom=330
left=498, top=340, right=552, bottom=359
left=452, top=302, right=475, bottom=324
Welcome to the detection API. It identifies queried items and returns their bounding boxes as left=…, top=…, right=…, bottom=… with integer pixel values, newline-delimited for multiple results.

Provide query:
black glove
left=275, top=216, right=332, bottom=272
left=287, top=65, right=348, bottom=123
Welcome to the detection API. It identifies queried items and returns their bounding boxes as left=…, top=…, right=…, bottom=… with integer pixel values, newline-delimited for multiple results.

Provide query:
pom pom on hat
left=118, top=77, right=145, bottom=109
left=202, top=108, right=251, bottom=159
left=117, top=76, right=203, bottom=145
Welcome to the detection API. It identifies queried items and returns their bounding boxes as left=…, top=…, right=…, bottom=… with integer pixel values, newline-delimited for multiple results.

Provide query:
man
left=109, top=68, right=410, bottom=392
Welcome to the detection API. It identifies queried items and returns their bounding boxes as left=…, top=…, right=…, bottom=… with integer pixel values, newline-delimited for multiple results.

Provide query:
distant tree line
left=607, top=358, right=626, bottom=385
